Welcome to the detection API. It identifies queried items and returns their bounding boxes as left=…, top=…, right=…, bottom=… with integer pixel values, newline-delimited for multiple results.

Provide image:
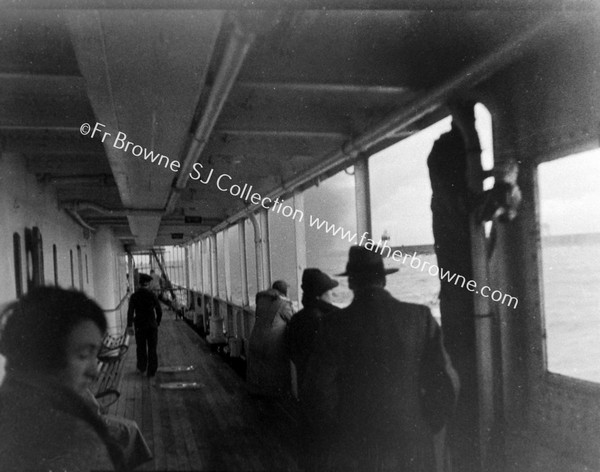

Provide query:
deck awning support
left=238, top=220, right=250, bottom=308
left=354, top=156, right=373, bottom=239
left=293, top=191, right=307, bottom=306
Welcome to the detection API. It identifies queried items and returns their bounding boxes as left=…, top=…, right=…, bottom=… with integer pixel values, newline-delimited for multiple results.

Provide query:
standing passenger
left=287, top=268, right=340, bottom=472
left=247, top=280, right=294, bottom=397
left=127, top=273, right=162, bottom=377
left=287, top=268, right=340, bottom=390
left=303, top=246, right=459, bottom=472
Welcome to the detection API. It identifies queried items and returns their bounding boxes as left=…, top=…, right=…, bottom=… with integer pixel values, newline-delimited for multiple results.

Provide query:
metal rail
left=3, top=0, right=598, bottom=11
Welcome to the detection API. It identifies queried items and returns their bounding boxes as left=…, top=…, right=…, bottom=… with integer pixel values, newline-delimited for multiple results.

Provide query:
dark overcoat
left=303, top=286, right=458, bottom=472
left=287, top=298, right=340, bottom=389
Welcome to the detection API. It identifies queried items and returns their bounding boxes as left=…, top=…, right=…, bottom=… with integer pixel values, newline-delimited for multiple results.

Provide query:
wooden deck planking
left=109, top=316, right=300, bottom=471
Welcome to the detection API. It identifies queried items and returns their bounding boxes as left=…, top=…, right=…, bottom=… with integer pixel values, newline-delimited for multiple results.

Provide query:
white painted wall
left=0, top=151, right=126, bottom=381
left=91, top=226, right=129, bottom=333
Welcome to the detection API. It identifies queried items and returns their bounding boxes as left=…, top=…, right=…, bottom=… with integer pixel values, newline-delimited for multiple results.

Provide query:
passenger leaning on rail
left=0, top=287, right=126, bottom=472
left=246, top=280, right=294, bottom=397
left=303, top=246, right=459, bottom=472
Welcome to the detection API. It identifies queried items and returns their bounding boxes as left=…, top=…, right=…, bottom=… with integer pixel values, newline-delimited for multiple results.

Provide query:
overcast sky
left=303, top=103, right=598, bottom=259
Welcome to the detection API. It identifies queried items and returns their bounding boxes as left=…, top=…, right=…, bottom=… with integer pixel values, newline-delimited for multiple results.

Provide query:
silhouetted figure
left=287, top=268, right=340, bottom=472
left=304, top=246, right=458, bottom=472
left=0, top=287, right=126, bottom=472
left=287, top=269, right=340, bottom=390
left=127, top=273, right=162, bottom=377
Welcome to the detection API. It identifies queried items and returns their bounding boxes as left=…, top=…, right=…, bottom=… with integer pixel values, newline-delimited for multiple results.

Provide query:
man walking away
left=127, top=273, right=162, bottom=377
left=303, top=246, right=459, bottom=472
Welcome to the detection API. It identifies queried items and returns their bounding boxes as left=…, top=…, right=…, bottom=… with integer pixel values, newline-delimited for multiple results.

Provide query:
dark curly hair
left=0, top=287, right=107, bottom=373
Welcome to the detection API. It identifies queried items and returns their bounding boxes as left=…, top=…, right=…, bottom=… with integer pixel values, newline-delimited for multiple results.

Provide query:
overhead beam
left=213, top=129, right=348, bottom=139
left=4, top=0, right=598, bottom=10
left=236, top=81, right=412, bottom=95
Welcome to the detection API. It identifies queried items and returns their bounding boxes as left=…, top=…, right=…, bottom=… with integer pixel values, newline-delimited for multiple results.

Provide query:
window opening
left=538, top=148, right=600, bottom=383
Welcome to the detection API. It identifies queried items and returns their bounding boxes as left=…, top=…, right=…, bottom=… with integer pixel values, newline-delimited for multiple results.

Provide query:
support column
left=199, top=239, right=206, bottom=325
left=224, top=227, right=232, bottom=303
left=208, top=233, right=225, bottom=343
left=259, top=209, right=272, bottom=289
left=239, top=220, right=249, bottom=307
left=354, top=156, right=372, bottom=239
left=293, top=191, right=307, bottom=307
left=184, top=245, right=190, bottom=290
left=249, top=213, right=264, bottom=292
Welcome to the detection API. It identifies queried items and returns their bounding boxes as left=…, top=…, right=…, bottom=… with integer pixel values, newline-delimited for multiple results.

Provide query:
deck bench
left=98, top=331, right=130, bottom=361
left=92, top=331, right=130, bottom=408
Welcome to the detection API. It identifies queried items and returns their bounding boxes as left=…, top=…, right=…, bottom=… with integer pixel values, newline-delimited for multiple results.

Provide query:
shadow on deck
left=108, top=316, right=301, bottom=471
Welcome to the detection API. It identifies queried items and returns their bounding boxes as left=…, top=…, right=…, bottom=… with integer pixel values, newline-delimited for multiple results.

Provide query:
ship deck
left=107, top=314, right=300, bottom=471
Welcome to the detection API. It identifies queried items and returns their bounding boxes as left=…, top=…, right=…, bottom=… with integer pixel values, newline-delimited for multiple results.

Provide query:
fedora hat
left=337, top=245, right=398, bottom=277
left=301, top=268, right=339, bottom=296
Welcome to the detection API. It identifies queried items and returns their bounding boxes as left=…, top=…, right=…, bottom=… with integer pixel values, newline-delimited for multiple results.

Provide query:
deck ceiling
left=0, top=5, right=563, bottom=248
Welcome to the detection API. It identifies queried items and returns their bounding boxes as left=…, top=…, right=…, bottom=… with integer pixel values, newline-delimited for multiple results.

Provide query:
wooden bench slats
left=98, top=332, right=130, bottom=361
left=92, top=332, right=130, bottom=408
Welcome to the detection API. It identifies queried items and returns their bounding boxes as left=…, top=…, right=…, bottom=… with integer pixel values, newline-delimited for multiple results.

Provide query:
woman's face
left=57, top=320, right=103, bottom=395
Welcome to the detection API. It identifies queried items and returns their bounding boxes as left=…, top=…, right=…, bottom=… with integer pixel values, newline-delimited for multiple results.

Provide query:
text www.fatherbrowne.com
left=308, top=215, right=519, bottom=309
left=81, top=121, right=518, bottom=309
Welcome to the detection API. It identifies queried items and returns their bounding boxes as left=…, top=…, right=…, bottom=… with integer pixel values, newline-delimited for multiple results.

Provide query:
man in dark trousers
left=303, top=246, right=459, bottom=472
left=127, top=273, right=162, bottom=377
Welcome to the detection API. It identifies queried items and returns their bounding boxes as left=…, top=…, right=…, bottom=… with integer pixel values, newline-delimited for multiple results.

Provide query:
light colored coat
left=247, top=288, right=294, bottom=396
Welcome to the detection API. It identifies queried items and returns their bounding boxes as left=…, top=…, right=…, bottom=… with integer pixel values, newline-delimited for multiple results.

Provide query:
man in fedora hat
left=303, top=245, right=458, bottom=472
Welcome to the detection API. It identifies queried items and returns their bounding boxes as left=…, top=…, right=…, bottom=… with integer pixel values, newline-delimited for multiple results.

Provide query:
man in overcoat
left=303, top=245, right=459, bottom=472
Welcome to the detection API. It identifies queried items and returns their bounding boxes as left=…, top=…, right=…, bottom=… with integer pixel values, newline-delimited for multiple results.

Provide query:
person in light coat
left=247, top=280, right=294, bottom=397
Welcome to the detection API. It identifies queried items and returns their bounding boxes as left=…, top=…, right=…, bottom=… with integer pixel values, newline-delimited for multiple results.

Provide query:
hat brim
left=336, top=267, right=399, bottom=277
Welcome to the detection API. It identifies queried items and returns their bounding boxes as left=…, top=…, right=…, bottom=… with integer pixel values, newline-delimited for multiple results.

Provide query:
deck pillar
left=293, top=191, right=306, bottom=308
left=249, top=213, right=264, bottom=292
left=239, top=220, right=249, bottom=307
left=259, top=210, right=272, bottom=289
left=224, top=227, right=232, bottom=303
left=354, top=156, right=372, bottom=238
left=207, top=233, right=225, bottom=343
